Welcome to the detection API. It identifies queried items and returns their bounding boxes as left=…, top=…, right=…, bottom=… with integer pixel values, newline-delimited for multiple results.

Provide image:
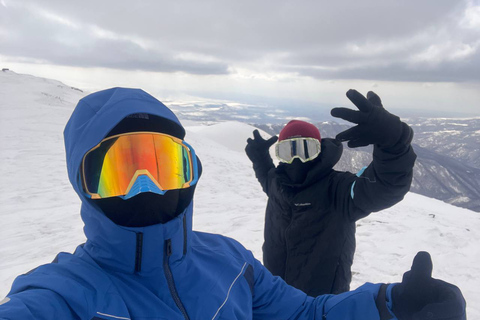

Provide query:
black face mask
left=93, top=185, right=196, bottom=227
left=283, top=158, right=317, bottom=185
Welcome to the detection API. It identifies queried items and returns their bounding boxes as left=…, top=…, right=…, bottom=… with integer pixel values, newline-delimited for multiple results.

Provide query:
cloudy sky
left=1, top=0, right=479, bottom=116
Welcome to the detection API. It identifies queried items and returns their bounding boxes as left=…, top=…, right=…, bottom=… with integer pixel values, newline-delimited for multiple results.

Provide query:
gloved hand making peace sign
left=245, top=129, right=278, bottom=163
left=331, top=89, right=409, bottom=149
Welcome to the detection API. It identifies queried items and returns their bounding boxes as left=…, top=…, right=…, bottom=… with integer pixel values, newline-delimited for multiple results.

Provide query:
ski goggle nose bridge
left=81, top=132, right=197, bottom=199
left=275, top=137, right=321, bottom=163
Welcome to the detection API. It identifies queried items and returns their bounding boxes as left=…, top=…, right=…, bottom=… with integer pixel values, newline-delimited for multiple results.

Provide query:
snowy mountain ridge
left=255, top=118, right=480, bottom=213
left=0, top=71, right=478, bottom=318
left=147, top=85, right=480, bottom=213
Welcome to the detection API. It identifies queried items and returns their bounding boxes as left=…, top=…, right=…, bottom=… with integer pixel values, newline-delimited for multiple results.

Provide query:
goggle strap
left=184, top=141, right=199, bottom=187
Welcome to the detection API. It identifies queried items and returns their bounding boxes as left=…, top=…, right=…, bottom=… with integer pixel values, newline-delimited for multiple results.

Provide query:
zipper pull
left=135, top=232, right=144, bottom=273
left=166, top=239, right=172, bottom=257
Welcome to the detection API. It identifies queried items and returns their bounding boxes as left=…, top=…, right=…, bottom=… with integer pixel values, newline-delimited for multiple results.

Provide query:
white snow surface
left=1, top=71, right=479, bottom=317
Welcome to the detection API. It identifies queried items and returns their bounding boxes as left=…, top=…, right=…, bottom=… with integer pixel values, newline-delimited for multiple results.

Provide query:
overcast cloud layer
left=1, top=0, right=480, bottom=83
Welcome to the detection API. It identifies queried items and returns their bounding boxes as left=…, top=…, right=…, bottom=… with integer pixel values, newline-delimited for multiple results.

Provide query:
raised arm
left=251, top=252, right=465, bottom=320
left=245, top=129, right=278, bottom=194
left=0, top=255, right=97, bottom=320
left=0, top=289, right=77, bottom=320
left=250, top=254, right=384, bottom=319
left=331, top=89, right=417, bottom=220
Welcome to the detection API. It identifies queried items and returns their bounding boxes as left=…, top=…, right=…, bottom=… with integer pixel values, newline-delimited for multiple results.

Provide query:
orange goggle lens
left=82, top=132, right=194, bottom=199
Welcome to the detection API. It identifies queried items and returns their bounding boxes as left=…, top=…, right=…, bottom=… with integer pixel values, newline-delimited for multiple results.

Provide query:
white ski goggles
left=275, top=137, right=321, bottom=164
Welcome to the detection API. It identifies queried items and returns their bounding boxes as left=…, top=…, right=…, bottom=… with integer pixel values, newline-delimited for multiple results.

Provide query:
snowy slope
left=0, top=71, right=87, bottom=301
left=0, top=72, right=479, bottom=318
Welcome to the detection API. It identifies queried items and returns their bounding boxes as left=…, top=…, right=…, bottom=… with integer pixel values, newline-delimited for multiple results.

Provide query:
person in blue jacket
left=0, top=88, right=466, bottom=320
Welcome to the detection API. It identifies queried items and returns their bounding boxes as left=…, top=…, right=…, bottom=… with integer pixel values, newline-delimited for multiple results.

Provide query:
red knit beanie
left=279, top=120, right=321, bottom=141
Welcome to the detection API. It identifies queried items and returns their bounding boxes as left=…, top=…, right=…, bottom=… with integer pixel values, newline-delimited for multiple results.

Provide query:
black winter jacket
left=250, top=127, right=416, bottom=297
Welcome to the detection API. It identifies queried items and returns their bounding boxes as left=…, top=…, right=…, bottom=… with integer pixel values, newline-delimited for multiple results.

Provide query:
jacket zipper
left=183, top=215, right=187, bottom=255
left=135, top=232, right=143, bottom=273
left=164, top=239, right=190, bottom=320
left=284, top=209, right=293, bottom=282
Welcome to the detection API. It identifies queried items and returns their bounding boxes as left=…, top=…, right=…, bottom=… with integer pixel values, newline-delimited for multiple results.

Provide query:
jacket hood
left=64, top=87, right=185, bottom=198
left=277, top=138, right=343, bottom=188
left=64, top=88, right=193, bottom=273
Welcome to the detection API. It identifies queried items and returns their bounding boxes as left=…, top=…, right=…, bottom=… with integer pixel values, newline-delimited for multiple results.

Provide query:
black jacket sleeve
left=336, top=122, right=417, bottom=221
left=249, top=152, right=276, bottom=195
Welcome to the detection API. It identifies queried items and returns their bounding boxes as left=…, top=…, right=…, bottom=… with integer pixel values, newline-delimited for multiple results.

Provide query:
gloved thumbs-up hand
left=391, top=252, right=466, bottom=320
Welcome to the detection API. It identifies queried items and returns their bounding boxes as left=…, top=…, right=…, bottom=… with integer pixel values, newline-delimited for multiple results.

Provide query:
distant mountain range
left=254, top=120, right=480, bottom=213
left=168, top=99, right=480, bottom=212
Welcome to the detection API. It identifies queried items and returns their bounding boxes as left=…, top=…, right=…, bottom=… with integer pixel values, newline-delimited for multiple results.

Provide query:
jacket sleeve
left=249, top=152, right=276, bottom=195
left=0, top=289, right=77, bottom=320
left=250, top=257, right=397, bottom=319
left=335, top=123, right=417, bottom=221
left=0, top=258, right=96, bottom=320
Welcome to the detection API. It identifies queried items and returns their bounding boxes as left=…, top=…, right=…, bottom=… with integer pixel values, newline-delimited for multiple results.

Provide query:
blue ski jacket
left=0, top=88, right=398, bottom=320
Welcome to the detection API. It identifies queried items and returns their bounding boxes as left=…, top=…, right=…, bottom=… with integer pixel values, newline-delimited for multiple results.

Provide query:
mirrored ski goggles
left=81, top=132, right=198, bottom=199
left=275, top=137, right=321, bottom=164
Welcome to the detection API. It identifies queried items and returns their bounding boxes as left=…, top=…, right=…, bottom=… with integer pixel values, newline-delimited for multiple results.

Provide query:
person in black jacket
left=245, top=89, right=417, bottom=296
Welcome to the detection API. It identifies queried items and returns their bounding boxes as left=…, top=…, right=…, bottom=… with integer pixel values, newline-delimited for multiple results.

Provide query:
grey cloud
left=15, top=0, right=459, bottom=49
left=297, top=58, right=480, bottom=83
left=0, top=2, right=229, bottom=75
left=1, top=0, right=478, bottom=81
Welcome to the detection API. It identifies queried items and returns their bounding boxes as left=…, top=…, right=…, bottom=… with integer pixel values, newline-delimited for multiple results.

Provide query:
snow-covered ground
left=1, top=71, right=479, bottom=318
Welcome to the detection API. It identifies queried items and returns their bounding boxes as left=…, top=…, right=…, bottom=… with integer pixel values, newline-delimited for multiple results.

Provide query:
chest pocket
left=211, top=262, right=253, bottom=320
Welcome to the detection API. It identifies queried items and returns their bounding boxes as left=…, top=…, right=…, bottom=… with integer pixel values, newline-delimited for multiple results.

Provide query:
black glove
left=331, top=89, right=404, bottom=149
left=391, top=251, right=466, bottom=320
left=245, top=129, right=278, bottom=163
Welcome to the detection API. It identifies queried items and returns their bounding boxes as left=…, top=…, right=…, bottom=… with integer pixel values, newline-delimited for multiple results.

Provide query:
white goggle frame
left=275, top=137, right=321, bottom=164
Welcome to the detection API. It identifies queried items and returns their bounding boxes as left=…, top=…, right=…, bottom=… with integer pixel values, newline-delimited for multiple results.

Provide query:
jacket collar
left=81, top=199, right=193, bottom=275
